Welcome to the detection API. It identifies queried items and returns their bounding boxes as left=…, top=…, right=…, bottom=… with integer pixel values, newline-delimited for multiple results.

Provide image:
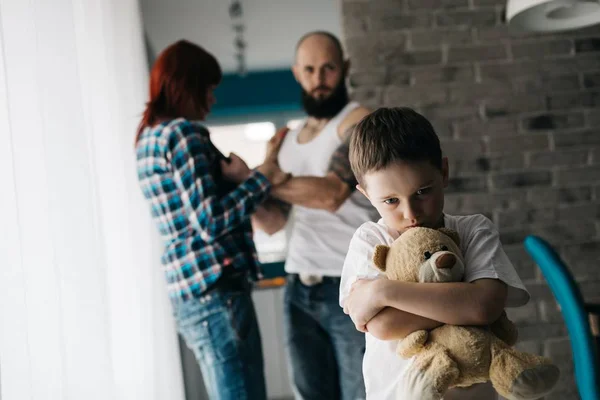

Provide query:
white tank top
left=278, top=102, right=380, bottom=276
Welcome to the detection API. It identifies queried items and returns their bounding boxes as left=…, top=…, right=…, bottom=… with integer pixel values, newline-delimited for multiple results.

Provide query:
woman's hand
left=221, top=153, right=251, bottom=184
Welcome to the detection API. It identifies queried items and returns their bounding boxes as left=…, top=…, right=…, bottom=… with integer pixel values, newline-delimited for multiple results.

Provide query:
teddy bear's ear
left=372, top=245, right=390, bottom=272
left=439, top=228, right=460, bottom=247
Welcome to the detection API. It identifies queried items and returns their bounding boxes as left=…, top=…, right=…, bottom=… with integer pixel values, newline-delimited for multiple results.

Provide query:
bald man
left=252, top=32, right=378, bottom=400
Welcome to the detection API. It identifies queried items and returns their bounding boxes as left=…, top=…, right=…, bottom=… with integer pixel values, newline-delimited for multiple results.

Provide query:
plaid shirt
left=136, top=118, right=270, bottom=301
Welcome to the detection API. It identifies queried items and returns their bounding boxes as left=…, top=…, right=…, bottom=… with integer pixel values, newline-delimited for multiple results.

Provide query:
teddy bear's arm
left=396, top=330, right=429, bottom=358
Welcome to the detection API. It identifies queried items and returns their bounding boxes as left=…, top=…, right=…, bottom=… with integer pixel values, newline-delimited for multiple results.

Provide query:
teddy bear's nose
left=436, top=253, right=456, bottom=269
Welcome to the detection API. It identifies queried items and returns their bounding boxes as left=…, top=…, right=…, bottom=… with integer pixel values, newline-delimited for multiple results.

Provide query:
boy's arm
left=346, top=278, right=507, bottom=332
left=366, top=307, right=443, bottom=341
left=341, top=223, right=448, bottom=338
left=385, top=279, right=507, bottom=325
left=346, top=218, right=517, bottom=335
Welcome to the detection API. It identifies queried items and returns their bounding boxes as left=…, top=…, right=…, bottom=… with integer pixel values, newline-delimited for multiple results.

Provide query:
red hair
left=136, top=40, right=222, bottom=142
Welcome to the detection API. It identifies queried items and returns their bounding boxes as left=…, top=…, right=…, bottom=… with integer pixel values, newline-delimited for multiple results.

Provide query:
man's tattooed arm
left=327, top=124, right=358, bottom=191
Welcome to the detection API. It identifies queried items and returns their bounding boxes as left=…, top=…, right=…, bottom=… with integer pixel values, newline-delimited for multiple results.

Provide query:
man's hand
left=343, top=278, right=387, bottom=332
left=265, top=127, right=289, bottom=163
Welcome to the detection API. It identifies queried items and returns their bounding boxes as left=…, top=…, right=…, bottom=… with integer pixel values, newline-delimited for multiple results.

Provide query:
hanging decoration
left=229, top=0, right=247, bottom=76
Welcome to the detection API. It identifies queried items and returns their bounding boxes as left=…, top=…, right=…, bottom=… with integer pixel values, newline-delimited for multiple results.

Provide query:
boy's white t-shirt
left=339, top=214, right=530, bottom=400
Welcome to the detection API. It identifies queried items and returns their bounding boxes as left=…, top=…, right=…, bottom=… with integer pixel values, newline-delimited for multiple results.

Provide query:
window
left=286, top=119, right=304, bottom=130
left=209, top=122, right=275, bottom=167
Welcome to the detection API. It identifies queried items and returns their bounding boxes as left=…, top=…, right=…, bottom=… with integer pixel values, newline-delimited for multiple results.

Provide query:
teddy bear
left=371, top=226, right=559, bottom=400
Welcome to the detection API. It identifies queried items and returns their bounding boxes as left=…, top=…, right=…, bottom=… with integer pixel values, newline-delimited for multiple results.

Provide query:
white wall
left=140, top=0, right=343, bottom=72
left=0, top=0, right=184, bottom=399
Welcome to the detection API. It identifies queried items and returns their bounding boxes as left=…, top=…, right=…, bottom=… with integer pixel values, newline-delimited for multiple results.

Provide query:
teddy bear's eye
left=424, top=251, right=432, bottom=260
left=441, top=245, right=448, bottom=251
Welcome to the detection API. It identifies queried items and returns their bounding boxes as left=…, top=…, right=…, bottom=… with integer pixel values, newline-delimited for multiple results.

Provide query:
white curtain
left=0, top=0, right=185, bottom=399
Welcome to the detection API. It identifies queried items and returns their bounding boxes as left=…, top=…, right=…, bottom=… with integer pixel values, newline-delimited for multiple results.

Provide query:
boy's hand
left=343, top=278, right=386, bottom=332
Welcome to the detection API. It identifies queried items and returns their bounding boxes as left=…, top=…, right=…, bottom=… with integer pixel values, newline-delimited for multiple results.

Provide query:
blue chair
left=524, top=235, right=600, bottom=400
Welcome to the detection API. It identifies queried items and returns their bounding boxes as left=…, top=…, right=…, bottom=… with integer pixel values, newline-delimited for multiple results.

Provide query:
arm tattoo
left=327, top=125, right=358, bottom=190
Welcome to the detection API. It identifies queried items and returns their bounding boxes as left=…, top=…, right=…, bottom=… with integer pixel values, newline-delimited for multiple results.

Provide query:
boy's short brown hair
left=349, top=107, right=442, bottom=186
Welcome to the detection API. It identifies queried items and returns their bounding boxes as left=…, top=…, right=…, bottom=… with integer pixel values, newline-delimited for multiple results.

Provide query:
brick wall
left=341, top=1, right=600, bottom=398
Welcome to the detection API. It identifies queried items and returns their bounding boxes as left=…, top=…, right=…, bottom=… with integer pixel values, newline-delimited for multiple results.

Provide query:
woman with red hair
left=135, top=40, right=286, bottom=399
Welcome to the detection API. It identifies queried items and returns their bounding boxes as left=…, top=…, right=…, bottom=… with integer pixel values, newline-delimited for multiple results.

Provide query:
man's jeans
left=284, top=274, right=366, bottom=400
left=173, top=280, right=267, bottom=400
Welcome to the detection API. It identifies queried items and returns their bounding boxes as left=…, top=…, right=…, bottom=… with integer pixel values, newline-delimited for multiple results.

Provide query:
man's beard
left=301, top=80, right=349, bottom=119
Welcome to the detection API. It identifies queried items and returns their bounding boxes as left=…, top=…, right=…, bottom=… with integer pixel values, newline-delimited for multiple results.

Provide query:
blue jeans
left=284, top=274, right=366, bottom=400
left=172, top=278, right=267, bottom=400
